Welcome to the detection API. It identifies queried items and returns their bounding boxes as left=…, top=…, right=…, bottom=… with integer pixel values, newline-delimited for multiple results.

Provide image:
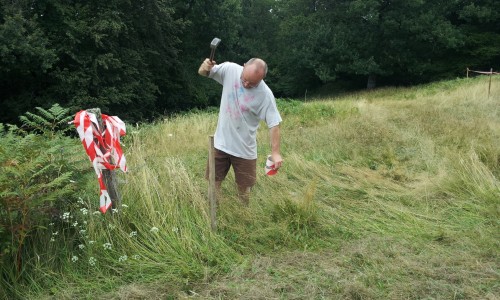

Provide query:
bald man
left=198, top=58, right=283, bottom=205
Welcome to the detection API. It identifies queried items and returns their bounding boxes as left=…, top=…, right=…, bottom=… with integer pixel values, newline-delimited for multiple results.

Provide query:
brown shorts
left=206, top=149, right=257, bottom=188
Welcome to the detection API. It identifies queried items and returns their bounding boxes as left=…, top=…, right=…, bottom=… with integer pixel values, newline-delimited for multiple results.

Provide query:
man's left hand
left=271, top=153, right=283, bottom=170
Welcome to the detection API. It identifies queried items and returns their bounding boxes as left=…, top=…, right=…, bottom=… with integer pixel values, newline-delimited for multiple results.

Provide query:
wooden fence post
left=208, top=135, right=217, bottom=231
left=466, top=67, right=469, bottom=78
left=488, top=68, right=493, bottom=98
left=87, top=108, right=122, bottom=211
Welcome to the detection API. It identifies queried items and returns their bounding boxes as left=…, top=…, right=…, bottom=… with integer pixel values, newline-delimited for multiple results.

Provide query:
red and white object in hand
left=265, top=155, right=278, bottom=176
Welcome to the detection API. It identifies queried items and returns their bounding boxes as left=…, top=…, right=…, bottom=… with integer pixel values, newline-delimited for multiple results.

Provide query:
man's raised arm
left=198, top=58, right=215, bottom=77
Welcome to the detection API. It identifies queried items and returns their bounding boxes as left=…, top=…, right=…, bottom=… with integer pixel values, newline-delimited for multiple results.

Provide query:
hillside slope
left=23, top=76, right=500, bottom=299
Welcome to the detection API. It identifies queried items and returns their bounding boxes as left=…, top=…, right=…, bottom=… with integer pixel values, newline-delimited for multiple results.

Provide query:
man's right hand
left=198, top=58, right=216, bottom=76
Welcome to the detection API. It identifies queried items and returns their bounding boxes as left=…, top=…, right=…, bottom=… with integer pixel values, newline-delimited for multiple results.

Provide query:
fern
left=19, top=103, right=73, bottom=136
left=0, top=115, right=87, bottom=279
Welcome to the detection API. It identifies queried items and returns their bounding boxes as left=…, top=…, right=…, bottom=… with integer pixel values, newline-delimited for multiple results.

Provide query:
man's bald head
left=245, top=58, right=268, bottom=78
left=241, top=58, right=268, bottom=89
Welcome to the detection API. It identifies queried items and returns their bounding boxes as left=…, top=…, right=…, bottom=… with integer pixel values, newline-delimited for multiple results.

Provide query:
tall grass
left=6, top=76, right=499, bottom=299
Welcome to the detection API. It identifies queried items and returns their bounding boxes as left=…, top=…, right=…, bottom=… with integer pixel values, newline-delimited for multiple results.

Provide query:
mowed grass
left=24, top=76, right=499, bottom=299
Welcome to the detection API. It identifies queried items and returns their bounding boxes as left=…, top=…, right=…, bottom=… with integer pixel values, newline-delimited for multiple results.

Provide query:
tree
left=1, top=0, right=187, bottom=124
left=452, top=0, right=500, bottom=71
left=173, top=0, right=243, bottom=109
left=0, top=1, right=57, bottom=124
left=1, top=0, right=499, bottom=122
left=271, top=0, right=327, bottom=96
left=271, top=0, right=481, bottom=94
left=36, top=0, right=186, bottom=121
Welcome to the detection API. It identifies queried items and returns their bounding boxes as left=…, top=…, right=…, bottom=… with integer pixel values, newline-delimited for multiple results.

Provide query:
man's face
left=241, top=64, right=263, bottom=89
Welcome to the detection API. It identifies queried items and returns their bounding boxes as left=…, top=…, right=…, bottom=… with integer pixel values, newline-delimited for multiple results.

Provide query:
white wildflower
left=150, top=227, right=159, bottom=233
left=71, top=256, right=78, bottom=262
left=89, top=257, right=96, bottom=266
left=121, top=204, right=128, bottom=208
left=103, top=243, right=112, bottom=250
left=62, top=212, right=70, bottom=220
left=80, top=208, right=88, bottom=215
left=129, top=231, right=137, bottom=238
left=118, top=255, right=128, bottom=262
left=78, top=244, right=85, bottom=250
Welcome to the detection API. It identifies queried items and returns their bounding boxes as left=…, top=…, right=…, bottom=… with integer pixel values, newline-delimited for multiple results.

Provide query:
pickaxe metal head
left=209, top=37, right=221, bottom=62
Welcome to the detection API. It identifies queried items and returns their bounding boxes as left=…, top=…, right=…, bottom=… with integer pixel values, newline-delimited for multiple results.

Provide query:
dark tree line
left=1, top=0, right=499, bottom=124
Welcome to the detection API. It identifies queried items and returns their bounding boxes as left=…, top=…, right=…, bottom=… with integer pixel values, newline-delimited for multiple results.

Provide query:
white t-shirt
left=209, top=62, right=282, bottom=159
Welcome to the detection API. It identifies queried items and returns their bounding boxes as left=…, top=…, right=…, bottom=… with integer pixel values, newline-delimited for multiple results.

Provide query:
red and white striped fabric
left=74, top=110, right=127, bottom=214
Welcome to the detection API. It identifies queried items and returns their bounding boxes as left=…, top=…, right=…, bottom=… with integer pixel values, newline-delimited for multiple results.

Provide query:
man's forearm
left=269, top=125, right=283, bottom=169
left=270, top=125, right=280, bottom=154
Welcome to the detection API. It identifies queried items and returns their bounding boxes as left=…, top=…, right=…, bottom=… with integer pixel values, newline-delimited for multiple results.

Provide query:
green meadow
left=1, top=76, right=499, bottom=299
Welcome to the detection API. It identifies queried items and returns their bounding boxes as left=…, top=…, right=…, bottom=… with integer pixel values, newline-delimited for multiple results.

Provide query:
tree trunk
left=367, top=74, right=376, bottom=89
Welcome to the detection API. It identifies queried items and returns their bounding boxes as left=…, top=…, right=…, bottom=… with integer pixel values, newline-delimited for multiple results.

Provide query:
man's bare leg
left=237, top=186, right=251, bottom=206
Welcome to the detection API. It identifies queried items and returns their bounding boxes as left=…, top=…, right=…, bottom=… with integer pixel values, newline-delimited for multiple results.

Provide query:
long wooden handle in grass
left=208, top=135, right=217, bottom=231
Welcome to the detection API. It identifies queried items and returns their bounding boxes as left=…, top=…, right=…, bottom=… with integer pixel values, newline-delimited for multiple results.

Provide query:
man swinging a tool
left=198, top=49, right=283, bottom=205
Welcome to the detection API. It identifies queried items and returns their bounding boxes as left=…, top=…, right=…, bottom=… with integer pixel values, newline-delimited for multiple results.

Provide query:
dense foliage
left=0, top=105, right=89, bottom=295
left=1, top=0, right=499, bottom=123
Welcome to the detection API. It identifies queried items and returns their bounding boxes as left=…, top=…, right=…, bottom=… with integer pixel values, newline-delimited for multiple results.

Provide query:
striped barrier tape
left=74, top=110, right=127, bottom=213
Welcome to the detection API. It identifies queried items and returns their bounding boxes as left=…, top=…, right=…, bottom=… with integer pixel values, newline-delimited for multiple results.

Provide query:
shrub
left=0, top=105, right=85, bottom=286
